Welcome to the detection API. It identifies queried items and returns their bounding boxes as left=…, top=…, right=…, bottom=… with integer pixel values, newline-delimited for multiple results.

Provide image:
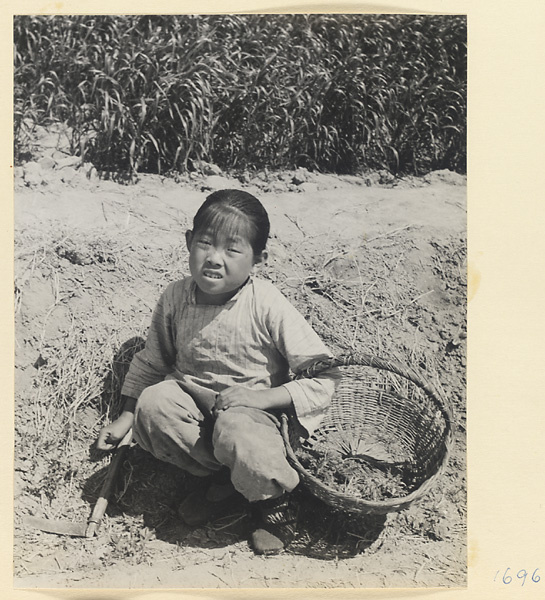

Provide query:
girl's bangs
left=195, top=206, right=256, bottom=246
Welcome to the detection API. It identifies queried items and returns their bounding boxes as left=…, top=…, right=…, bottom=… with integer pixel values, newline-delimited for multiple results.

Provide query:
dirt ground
left=13, top=125, right=467, bottom=589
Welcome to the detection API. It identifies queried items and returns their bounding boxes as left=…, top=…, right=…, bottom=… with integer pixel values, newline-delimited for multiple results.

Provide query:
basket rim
left=296, top=353, right=455, bottom=423
left=284, top=353, right=455, bottom=513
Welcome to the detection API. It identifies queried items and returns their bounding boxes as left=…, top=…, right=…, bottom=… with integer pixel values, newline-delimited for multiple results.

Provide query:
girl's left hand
left=213, top=386, right=258, bottom=416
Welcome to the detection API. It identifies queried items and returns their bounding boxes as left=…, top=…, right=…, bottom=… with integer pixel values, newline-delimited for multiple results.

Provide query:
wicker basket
left=280, top=354, right=454, bottom=515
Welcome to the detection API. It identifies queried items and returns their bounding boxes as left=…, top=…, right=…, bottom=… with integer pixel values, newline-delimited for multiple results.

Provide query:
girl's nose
left=206, top=247, right=222, bottom=265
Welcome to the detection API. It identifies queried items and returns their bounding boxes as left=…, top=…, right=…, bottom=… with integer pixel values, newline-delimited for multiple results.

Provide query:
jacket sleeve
left=121, top=283, right=178, bottom=400
left=264, top=286, right=340, bottom=436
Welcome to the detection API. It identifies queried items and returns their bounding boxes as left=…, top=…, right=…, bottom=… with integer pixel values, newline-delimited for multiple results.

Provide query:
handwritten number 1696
left=494, top=568, right=541, bottom=586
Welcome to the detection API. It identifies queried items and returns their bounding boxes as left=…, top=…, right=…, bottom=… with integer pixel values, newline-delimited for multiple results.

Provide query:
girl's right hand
left=96, top=412, right=133, bottom=451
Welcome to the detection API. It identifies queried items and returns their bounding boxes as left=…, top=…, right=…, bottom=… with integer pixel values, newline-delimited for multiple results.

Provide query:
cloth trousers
left=133, top=379, right=300, bottom=502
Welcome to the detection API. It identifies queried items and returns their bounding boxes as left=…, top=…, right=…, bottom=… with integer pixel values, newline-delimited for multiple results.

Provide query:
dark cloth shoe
left=251, top=494, right=297, bottom=555
left=178, top=469, right=237, bottom=527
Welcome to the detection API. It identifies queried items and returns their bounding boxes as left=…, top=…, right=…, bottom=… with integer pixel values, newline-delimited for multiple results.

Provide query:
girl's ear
left=253, top=249, right=268, bottom=266
left=185, top=230, right=193, bottom=251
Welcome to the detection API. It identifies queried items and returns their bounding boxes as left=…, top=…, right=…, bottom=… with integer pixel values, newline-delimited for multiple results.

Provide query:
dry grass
left=13, top=193, right=466, bottom=582
left=14, top=227, right=178, bottom=470
left=15, top=222, right=463, bottom=465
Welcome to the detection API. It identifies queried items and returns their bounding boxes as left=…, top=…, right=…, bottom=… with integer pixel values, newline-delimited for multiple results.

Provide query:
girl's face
left=186, top=226, right=265, bottom=305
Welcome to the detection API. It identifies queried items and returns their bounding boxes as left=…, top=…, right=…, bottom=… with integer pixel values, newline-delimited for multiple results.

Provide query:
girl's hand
left=96, top=412, right=133, bottom=451
left=213, top=386, right=258, bottom=416
left=213, top=386, right=293, bottom=417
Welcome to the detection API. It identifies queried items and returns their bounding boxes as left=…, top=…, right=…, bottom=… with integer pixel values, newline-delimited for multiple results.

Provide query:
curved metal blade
left=23, top=516, right=88, bottom=537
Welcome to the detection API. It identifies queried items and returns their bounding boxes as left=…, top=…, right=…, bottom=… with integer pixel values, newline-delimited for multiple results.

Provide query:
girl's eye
left=228, top=247, right=241, bottom=253
left=198, top=239, right=211, bottom=246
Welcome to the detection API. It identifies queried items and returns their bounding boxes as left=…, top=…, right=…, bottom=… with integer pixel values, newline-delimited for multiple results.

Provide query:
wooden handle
left=85, top=428, right=133, bottom=537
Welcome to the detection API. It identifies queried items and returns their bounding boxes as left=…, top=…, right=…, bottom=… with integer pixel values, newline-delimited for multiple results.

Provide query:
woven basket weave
left=280, top=354, right=454, bottom=515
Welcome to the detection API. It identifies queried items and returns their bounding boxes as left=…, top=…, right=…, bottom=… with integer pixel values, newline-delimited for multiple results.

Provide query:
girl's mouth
left=203, top=270, right=222, bottom=280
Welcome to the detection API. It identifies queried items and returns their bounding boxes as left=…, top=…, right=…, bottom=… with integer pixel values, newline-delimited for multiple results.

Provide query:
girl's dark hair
left=192, top=189, right=270, bottom=254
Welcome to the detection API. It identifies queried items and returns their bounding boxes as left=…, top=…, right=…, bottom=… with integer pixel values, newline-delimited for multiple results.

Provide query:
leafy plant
left=14, top=14, right=466, bottom=175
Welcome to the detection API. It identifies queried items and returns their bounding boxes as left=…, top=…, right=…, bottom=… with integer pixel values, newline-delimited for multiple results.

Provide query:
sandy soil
left=13, top=127, right=466, bottom=589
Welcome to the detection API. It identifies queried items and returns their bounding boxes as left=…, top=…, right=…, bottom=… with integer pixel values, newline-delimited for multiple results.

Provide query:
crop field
left=14, top=14, right=466, bottom=176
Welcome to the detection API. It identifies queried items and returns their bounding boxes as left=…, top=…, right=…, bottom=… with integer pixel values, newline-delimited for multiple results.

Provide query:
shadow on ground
left=83, top=444, right=386, bottom=560
left=99, top=335, right=146, bottom=422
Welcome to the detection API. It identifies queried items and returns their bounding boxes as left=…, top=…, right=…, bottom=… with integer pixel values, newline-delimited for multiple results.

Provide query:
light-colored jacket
left=122, top=276, right=338, bottom=435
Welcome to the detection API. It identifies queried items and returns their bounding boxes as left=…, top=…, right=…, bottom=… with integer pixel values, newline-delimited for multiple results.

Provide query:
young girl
left=97, top=189, right=337, bottom=555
